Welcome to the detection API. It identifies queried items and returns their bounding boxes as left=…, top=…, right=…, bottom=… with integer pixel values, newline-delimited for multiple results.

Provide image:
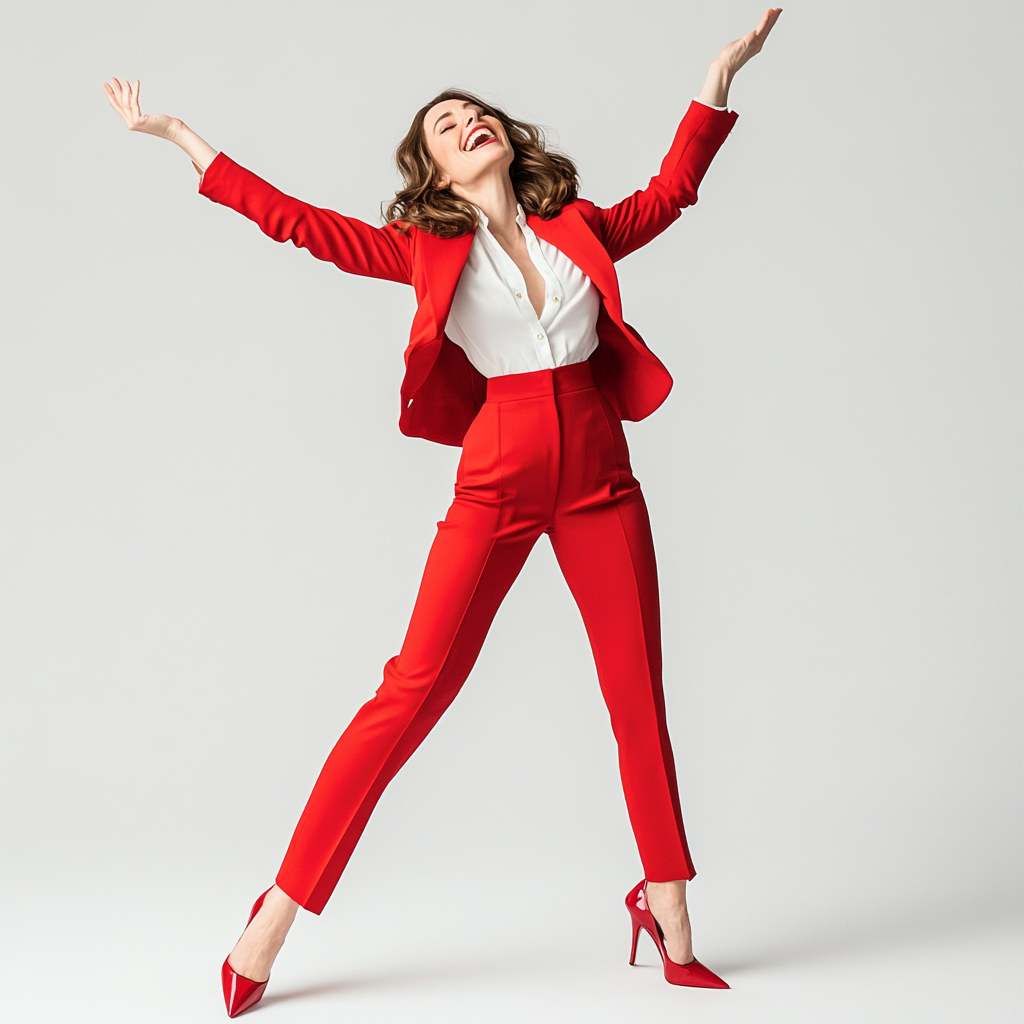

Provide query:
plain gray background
left=2, top=1, right=1021, bottom=1021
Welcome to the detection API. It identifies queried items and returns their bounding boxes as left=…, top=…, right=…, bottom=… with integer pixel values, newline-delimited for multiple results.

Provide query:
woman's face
left=422, top=99, right=513, bottom=193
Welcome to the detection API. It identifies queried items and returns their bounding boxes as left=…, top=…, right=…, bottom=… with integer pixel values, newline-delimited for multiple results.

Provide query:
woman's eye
left=440, top=124, right=454, bottom=133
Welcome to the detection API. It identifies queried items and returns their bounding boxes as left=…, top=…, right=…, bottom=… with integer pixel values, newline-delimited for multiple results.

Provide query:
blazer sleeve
left=198, top=152, right=413, bottom=285
left=592, top=101, right=739, bottom=263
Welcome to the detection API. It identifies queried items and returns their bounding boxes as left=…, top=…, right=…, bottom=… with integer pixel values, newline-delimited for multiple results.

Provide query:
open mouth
left=464, top=125, right=496, bottom=152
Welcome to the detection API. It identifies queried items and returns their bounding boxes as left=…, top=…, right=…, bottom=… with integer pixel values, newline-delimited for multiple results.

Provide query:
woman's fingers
left=108, top=77, right=128, bottom=112
left=103, top=77, right=146, bottom=128
left=725, top=7, right=781, bottom=70
left=103, top=82, right=121, bottom=122
left=104, top=78, right=130, bottom=125
left=755, top=8, right=783, bottom=45
left=740, top=9, right=781, bottom=60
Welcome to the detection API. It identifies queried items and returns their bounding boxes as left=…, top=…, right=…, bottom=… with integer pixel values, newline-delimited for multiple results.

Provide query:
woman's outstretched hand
left=698, top=8, right=783, bottom=108
left=104, top=78, right=179, bottom=139
left=717, top=8, right=782, bottom=78
left=103, top=77, right=218, bottom=174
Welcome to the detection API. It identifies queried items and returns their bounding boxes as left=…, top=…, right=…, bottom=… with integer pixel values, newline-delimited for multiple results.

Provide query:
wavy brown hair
left=384, top=89, right=579, bottom=238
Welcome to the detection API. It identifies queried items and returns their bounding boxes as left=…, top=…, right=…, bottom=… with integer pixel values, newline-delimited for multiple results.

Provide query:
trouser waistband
left=485, top=360, right=595, bottom=403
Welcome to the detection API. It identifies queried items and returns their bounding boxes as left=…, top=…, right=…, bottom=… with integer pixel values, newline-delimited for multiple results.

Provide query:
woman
left=105, top=8, right=781, bottom=1015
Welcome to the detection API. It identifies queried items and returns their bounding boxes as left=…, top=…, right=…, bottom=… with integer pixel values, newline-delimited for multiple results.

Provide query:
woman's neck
left=453, top=170, right=520, bottom=242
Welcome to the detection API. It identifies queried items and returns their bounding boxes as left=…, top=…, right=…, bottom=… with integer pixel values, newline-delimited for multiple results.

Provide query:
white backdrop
left=2, top=2, right=1021, bottom=1021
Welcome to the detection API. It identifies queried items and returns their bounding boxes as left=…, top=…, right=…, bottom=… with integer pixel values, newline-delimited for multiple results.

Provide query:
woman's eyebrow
left=433, top=110, right=454, bottom=131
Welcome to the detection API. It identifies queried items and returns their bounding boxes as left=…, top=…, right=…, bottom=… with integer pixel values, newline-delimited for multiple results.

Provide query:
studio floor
left=4, top=866, right=1020, bottom=1024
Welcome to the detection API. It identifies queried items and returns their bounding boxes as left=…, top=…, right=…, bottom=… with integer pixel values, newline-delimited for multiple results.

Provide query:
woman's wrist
left=167, top=121, right=218, bottom=173
left=162, top=117, right=186, bottom=143
left=697, top=61, right=733, bottom=109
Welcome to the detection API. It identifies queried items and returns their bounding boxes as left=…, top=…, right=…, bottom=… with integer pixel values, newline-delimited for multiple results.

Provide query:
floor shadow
left=258, top=949, right=554, bottom=1009
left=711, top=897, right=1024, bottom=975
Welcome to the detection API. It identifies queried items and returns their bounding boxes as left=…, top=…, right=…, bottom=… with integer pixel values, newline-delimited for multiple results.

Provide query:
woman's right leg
left=276, top=495, right=540, bottom=913
left=226, top=373, right=565, bottom=980
left=227, top=498, right=538, bottom=980
left=272, top=391, right=558, bottom=916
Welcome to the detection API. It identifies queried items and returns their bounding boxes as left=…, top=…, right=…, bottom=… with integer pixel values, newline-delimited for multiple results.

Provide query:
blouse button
left=553, top=296, right=560, bottom=302
left=516, top=292, right=523, bottom=299
left=537, top=333, right=544, bottom=340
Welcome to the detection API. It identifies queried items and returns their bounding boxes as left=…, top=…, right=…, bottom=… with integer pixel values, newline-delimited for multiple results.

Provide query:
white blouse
left=443, top=204, right=601, bottom=379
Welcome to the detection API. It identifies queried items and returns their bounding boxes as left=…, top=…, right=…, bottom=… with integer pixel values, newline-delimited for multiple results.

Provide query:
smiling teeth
left=465, top=127, right=493, bottom=151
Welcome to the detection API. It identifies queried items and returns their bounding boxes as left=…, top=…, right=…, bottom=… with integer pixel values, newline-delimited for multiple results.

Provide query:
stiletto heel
left=221, top=887, right=274, bottom=1017
left=625, top=879, right=729, bottom=989
left=629, top=916, right=642, bottom=966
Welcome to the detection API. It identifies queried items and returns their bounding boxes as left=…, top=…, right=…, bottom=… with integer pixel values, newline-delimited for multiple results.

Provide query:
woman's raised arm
left=103, top=77, right=413, bottom=284
left=591, top=7, right=782, bottom=262
left=104, top=77, right=217, bottom=175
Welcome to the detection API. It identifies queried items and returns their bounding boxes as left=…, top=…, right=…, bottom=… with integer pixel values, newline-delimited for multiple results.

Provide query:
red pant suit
left=199, top=101, right=739, bottom=912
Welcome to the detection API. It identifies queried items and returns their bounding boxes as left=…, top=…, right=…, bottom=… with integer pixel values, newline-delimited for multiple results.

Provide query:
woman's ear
left=436, top=176, right=451, bottom=190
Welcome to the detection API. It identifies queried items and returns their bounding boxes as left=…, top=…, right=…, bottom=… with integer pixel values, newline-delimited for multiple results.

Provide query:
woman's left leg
left=547, top=383, right=696, bottom=963
left=549, top=487, right=694, bottom=884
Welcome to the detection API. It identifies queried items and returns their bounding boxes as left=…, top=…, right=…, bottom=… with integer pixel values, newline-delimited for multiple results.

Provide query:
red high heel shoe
left=221, top=887, right=274, bottom=1017
left=625, top=880, right=729, bottom=989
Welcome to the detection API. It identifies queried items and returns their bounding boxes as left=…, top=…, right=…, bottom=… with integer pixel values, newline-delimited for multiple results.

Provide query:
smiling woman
left=386, top=90, right=579, bottom=237
left=103, top=7, right=782, bottom=1018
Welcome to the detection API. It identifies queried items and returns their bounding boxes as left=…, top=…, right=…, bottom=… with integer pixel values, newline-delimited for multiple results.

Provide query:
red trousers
left=276, top=361, right=694, bottom=913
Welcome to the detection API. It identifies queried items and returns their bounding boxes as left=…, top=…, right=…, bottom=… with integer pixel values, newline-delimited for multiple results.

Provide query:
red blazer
left=199, top=101, right=738, bottom=446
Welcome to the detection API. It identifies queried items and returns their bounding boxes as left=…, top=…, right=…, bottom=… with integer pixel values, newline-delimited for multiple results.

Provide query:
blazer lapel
left=416, top=229, right=476, bottom=339
left=527, top=205, right=622, bottom=318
